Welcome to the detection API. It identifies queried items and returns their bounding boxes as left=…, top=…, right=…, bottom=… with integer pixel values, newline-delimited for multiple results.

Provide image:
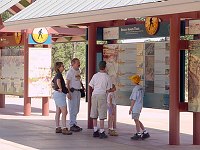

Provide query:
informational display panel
left=103, top=42, right=169, bottom=106
left=0, top=49, right=24, bottom=96
left=28, top=48, right=51, bottom=97
left=103, top=27, right=119, bottom=40
left=145, top=42, right=170, bottom=94
left=104, top=44, right=137, bottom=105
left=189, top=20, right=200, bottom=35
left=188, top=40, right=200, bottom=112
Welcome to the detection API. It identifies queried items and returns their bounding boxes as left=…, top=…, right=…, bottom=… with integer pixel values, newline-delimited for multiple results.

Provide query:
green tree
left=1, top=11, right=13, bottom=21
left=52, top=42, right=86, bottom=77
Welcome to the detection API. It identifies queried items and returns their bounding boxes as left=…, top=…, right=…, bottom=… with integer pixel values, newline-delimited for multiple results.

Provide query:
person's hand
left=129, top=109, right=132, bottom=115
left=67, top=93, right=72, bottom=100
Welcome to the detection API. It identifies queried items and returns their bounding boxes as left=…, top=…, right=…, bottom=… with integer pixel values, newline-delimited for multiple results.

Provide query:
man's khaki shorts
left=90, top=94, right=107, bottom=120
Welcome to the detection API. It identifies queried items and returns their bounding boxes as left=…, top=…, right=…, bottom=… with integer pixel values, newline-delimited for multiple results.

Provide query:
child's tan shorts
left=132, top=113, right=140, bottom=120
left=90, top=94, right=107, bottom=120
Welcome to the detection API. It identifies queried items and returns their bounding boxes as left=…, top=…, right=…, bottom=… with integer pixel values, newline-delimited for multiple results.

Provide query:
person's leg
left=99, top=119, right=107, bottom=139
left=55, top=106, right=61, bottom=127
left=98, top=94, right=107, bottom=132
left=60, top=106, right=67, bottom=128
left=90, top=95, right=100, bottom=137
left=130, top=114, right=142, bottom=140
left=100, top=119, right=104, bottom=130
left=98, top=94, right=108, bottom=139
left=55, top=106, right=62, bottom=133
left=113, top=106, right=117, bottom=129
left=53, top=91, right=64, bottom=133
left=139, top=120, right=150, bottom=139
left=60, top=106, right=72, bottom=135
left=139, top=120, right=145, bottom=130
left=68, top=92, right=76, bottom=127
left=108, top=114, right=113, bottom=129
left=93, top=118, right=98, bottom=130
left=109, top=107, right=118, bottom=136
left=73, top=91, right=81, bottom=128
left=134, top=119, right=141, bottom=133
left=90, top=95, right=98, bottom=127
left=76, top=91, right=81, bottom=115
left=108, top=105, right=113, bottom=130
left=93, top=118, right=99, bottom=137
left=69, top=91, right=81, bottom=127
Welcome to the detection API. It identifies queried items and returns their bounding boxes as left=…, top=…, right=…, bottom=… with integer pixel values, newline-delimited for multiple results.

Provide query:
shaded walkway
left=0, top=97, right=198, bottom=150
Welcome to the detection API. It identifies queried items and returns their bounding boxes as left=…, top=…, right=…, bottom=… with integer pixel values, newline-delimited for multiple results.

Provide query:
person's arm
left=106, top=76, right=112, bottom=93
left=80, top=81, right=85, bottom=90
left=56, top=79, right=62, bottom=92
left=66, top=79, right=72, bottom=100
left=129, top=88, right=136, bottom=114
left=129, top=100, right=135, bottom=114
left=107, top=88, right=112, bottom=93
left=66, top=71, right=72, bottom=100
left=89, top=76, right=94, bottom=89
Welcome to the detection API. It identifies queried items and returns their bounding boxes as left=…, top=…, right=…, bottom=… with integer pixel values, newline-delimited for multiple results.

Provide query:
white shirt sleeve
left=130, top=88, right=137, bottom=101
left=89, top=75, right=95, bottom=89
left=66, top=70, right=72, bottom=81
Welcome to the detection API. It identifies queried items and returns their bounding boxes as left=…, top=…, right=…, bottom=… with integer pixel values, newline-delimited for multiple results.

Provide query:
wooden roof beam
left=10, top=5, right=21, bottom=14
left=49, top=27, right=86, bottom=36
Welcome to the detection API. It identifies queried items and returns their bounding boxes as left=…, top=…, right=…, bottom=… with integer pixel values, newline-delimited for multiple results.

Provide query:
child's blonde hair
left=129, top=75, right=141, bottom=84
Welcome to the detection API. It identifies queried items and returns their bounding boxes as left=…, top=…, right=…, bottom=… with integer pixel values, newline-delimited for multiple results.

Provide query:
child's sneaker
left=99, top=131, right=108, bottom=139
left=62, top=128, right=73, bottom=135
left=109, top=129, right=118, bottom=136
left=130, top=133, right=141, bottom=140
left=55, top=127, right=62, bottom=133
left=93, top=130, right=100, bottom=137
left=141, top=132, right=150, bottom=139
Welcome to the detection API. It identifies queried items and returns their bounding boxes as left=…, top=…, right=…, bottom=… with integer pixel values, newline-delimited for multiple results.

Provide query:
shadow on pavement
left=0, top=118, right=198, bottom=150
left=0, top=104, right=55, bottom=116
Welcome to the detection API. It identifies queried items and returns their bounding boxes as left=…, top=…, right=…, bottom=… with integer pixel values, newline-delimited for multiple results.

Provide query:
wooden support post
left=0, top=94, right=5, bottom=108
left=87, top=24, right=97, bottom=129
left=42, top=45, right=51, bottom=116
left=169, top=14, right=180, bottom=145
left=42, top=97, right=49, bottom=116
left=24, top=30, right=31, bottom=116
left=0, top=46, right=5, bottom=108
left=192, top=29, right=200, bottom=145
left=193, top=112, right=200, bottom=145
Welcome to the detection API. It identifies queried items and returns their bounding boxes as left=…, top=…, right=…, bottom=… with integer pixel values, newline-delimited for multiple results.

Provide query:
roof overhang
left=0, top=0, right=20, bottom=14
left=4, top=0, right=200, bottom=30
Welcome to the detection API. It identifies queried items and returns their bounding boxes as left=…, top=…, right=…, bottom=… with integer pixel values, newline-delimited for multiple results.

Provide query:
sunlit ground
left=0, top=96, right=194, bottom=150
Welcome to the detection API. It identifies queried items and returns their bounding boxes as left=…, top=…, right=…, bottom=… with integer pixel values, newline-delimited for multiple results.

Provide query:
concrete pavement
left=0, top=96, right=198, bottom=150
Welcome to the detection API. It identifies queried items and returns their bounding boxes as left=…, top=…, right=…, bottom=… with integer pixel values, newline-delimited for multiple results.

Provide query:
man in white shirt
left=66, top=58, right=83, bottom=132
left=89, top=61, right=112, bottom=139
